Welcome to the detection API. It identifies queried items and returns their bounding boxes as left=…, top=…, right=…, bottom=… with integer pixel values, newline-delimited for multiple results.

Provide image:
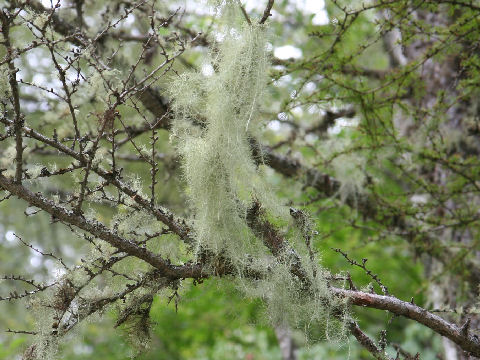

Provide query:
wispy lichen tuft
left=169, top=0, right=348, bottom=343
left=169, top=6, right=271, bottom=261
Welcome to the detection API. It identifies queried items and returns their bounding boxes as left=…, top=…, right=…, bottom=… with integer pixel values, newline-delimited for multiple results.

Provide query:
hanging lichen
left=169, top=3, right=275, bottom=264
left=169, top=0, right=348, bottom=343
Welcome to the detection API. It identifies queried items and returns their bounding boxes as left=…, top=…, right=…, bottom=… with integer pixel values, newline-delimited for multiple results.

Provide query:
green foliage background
left=3, top=0, right=476, bottom=358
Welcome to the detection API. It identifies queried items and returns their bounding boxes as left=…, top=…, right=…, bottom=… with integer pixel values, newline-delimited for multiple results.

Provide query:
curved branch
left=2, top=172, right=479, bottom=355
left=246, top=200, right=480, bottom=357
left=0, top=174, right=203, bottom=280
left=334, top=288, right=480, bottom=357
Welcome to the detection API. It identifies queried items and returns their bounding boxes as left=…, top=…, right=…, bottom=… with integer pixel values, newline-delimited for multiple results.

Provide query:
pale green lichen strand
left=169, top=0, right=347, bottom=343
left=170, top=19, right=271, bottom=260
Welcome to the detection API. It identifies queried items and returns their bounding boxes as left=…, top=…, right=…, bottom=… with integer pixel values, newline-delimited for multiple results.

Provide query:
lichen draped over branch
left=170, top=11, right=272, bottom=261
left=169, top=1, right=345, bottom=339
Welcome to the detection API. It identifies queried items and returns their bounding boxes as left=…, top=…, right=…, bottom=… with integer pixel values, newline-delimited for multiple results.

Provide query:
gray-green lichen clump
left=169, top=0, right=348, bottom=342
left=169, top=4, right=272, bottom=262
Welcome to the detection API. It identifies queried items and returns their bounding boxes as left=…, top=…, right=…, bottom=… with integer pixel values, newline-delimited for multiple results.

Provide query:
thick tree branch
left=334, top=288, right=480, bottom=357
left=2, top=171, right=479, bottom=355
left=246, top=200, right=312, bottom=290
left=0, top=174, right=203, bottom=280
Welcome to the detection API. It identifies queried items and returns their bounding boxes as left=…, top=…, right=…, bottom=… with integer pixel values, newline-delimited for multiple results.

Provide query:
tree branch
left=334, top=288, right=480, bottom=357
left=0, top=174, right=203, bottom=280
left=259, top=0, right=274, bottom=24
left=348, top=321, right=392, bottom=360
left=0, top=10, right=24, bottom=183
left=2, top=171, right=479, bottom=355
